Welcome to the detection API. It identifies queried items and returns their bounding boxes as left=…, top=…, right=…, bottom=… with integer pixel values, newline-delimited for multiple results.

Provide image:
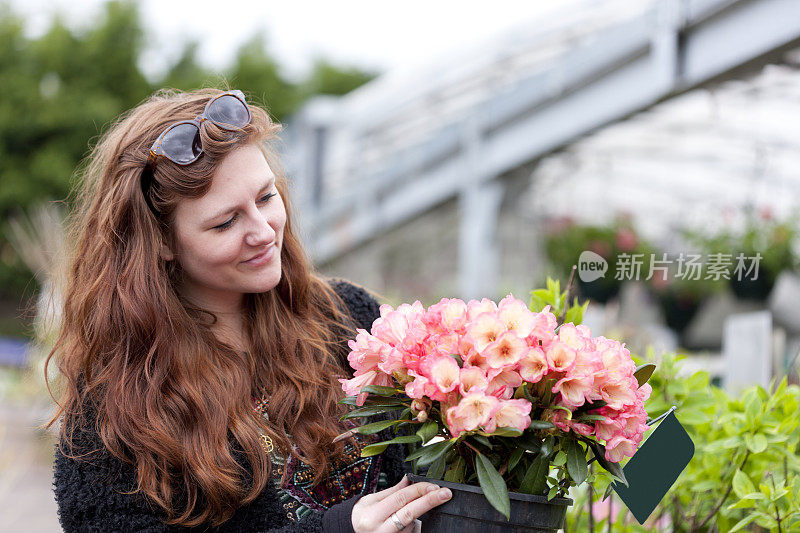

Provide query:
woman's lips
left=242, top=244, right=276, bottom=266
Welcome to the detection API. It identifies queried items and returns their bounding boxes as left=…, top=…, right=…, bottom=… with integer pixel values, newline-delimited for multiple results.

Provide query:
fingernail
left=439, top=488, right=452, bottom=500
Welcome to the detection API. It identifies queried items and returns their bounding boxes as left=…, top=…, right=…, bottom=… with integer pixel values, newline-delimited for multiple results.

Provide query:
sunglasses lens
left=207, top=95, right=250, bottom=130
left=161, top=123, right=202, bottom=164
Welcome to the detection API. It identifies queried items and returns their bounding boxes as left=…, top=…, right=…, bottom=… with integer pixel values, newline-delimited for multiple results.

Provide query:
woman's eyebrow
left=205, top=176, right=275, bottom=223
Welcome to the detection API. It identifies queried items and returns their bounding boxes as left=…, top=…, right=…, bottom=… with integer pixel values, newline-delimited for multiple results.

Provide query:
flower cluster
left=339, top=294, right=651, bottom=463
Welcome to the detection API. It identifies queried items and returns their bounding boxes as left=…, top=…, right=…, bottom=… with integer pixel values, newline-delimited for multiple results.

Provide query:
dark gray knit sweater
left=52, top=279, right=412, bottom=532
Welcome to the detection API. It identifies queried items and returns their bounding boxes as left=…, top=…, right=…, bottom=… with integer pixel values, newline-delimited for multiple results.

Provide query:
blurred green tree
left=300, top=57, right=377, bottom=98
left=0, top=0, right=377, bottom=335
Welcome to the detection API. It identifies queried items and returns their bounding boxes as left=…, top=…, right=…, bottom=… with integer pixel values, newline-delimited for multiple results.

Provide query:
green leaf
left=356, top=419, right=404, bottom=435
left=416, top=420, right=439, bottom=444
left=634, top=364, right=656, bottom=387
left=547, top=485, right=559, bottom=501
left=337, top=395, right=406, bottom=407
left=540, top=436, right=555, bottom=459
left=584, top=439, right=628, bottom=487
left=508, top=447, right=525, bottom=472
left=475, top=451, right=511, bottom=520
left=520, top=455, right=549, bottom=495
left=552, top=450, right=567, bottom=467
left=405, top=439, right=455, bottom=468
left=361, top=442, right=390, bottom=457
left=527, top=420, right=555, bottom=430
left=729, top=514, right=757, bottom=532
left=444, top=455, right=466, bottom=483
left=565, top=439, right=588, bottom=485
left=744, top=393, right=762, bottom=425
left=481, top=427, right=523, bottom=438
left=361, top=434, right=422, bottom=457
left=360, top=384, right=400, bottom=396
left=744, top=433, right=768, bottom=454
left=426, top=454, right=447, bottom=479
left=574, top=414, right=606, bottom=422
left=732, top=470, right=756, bottom=499
left=470, top=435, right=494, bottom=448
left=340, top=404, right=406, bottom=420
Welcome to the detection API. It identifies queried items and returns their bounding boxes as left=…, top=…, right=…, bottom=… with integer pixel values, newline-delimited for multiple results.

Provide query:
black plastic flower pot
left=729, top=267, right=774, bottom=301
left=657, top=291, right=701, bottom=334
left=408, top=474, right=572, bottom=533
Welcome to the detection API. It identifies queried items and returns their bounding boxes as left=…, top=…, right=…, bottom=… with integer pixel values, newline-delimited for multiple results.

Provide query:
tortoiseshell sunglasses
left=146, top=89, right=252, bottom=167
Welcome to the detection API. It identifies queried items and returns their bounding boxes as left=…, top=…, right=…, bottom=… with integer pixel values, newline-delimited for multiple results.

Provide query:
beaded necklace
left=250, top=395, right=389, bottom=522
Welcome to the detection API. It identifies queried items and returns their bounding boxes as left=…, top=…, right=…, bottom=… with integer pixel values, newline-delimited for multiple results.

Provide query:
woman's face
left=162, top=143, right=286, bottom=311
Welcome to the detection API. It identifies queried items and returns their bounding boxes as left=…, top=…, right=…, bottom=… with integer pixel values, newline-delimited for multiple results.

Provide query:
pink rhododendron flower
left=543, top=407, right=572, bottom=433
left=518, top=346, right=548, bottom=383
left=483, top=330, right=529, bottom=368
left=497, top=295, right=536, bottom=338
left=372, top=309, right=412, bottom=347
left=552, top=373, right=595, bottom=409
left=557, top=323, right=593, bottom=351
left=604, top=435, right=638, bottom=462
left=546, top=340, right=577, bottom=372
left=466, top=298, right=499, bottom=322
left=467, top=312, right=507, bottom=353
left=339, top=369, right=394, bottom=406
left=405, top=370, right=437, bottom=400
left=571, top=422, right=594, bottom=436
left=529, top=306, right=558, bottom=344
left=459, top=366, right=489, bottom=395
left=421, top=354, right=461, bottom=395
left=428, top=298, right=468, bottom=332
left=486, top=369, right=523, bottom=400
left=597, top=375, right=639, bottom=410
left=492, top=398, right=532, bottom=432
left=346, top=328, right=385, bottom=372
left=446, top=392, right=501, bottom=438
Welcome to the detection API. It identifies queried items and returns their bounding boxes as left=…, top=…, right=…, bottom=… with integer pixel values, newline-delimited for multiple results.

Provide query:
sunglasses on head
left=147, top=89, right=252, bottom=167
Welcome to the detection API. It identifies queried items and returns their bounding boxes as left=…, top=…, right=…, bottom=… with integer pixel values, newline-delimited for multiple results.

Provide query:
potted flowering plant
left=337, top=278, right=655, bottom=532
left=683, top=210, right=800, bottom=301
left=544, top=215, right=655, bottom=304
left=646, top=259, right=723, bottom=339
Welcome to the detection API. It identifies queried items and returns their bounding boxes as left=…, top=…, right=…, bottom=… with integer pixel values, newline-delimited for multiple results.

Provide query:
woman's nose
left=245, top=208, right=276, bottom=246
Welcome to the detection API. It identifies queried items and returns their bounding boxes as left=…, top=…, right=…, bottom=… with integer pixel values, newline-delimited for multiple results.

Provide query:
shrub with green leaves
left=567, top=352, right=800, bottom=532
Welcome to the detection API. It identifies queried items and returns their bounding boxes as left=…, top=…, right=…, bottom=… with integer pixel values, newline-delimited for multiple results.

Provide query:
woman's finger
left=379, top=485, right=451, bottom=533
left=373, top=474, right=411, bottom=502
left=374, top=482, right=445, bottom=528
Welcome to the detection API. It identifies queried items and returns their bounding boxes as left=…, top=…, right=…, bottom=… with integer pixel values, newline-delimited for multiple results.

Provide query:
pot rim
left=407, top=474, right=574, bottom=505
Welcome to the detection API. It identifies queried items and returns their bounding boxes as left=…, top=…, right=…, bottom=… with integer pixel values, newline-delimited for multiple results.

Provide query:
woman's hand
left=351, top=475, right=452, bottom=532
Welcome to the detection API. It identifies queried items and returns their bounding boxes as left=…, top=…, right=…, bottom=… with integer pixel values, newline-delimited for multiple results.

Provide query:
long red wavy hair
left=42, top=86, right=365, bottom=527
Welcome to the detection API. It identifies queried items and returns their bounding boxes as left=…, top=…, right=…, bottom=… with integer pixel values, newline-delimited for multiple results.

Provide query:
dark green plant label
left=612, top=410, right=695, bottom=524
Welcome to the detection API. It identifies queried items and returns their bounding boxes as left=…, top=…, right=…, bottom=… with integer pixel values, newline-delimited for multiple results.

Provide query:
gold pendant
left=260, top=433, right=275, bottom=454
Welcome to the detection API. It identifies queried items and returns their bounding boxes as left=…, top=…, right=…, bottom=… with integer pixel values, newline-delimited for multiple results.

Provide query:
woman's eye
left=213, top=193, right=277, bottom=231
left=215, top=215, right=237, bottom=231
left=259, top=192, right=277, bottom=204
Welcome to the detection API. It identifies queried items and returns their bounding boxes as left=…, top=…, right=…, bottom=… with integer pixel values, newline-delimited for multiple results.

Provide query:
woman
left=44, top=87, right=452, bottom=532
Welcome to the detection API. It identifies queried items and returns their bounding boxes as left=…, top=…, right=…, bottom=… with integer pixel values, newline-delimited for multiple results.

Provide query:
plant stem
left=770, top=472, right=783, bottom=533
left=587, top=463, right=594, bottom=533
left=693, top=451, right=751, bottom=531
left=559, top=266, right=576, bottom=324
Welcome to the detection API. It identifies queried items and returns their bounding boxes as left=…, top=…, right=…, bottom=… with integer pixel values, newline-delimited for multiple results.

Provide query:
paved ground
left=0, top=397, right=61, bottom=532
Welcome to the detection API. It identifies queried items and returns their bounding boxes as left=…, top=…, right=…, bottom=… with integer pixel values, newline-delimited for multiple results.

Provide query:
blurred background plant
left=646, top=261, right=726, bottom=345
left=542, top=213, right=656, bottom=304
left=682, top=210, right=800, bottom=302
left=566, top=351, right=800, bottom=532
